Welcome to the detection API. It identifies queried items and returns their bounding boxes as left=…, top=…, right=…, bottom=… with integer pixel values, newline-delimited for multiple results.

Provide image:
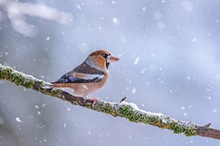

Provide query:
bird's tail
left=49, top=83, right=72, bottom=88
left=41, top=84, right=54, bottom=89
left=42, top=83, right=71, bottom=88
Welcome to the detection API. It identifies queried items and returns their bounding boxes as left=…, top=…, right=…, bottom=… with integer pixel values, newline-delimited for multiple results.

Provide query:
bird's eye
left=101, top=53, right=108, bottom=59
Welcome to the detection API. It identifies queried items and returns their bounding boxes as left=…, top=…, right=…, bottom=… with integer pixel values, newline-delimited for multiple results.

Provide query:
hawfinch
left=50, top=50, right=119, bottom=99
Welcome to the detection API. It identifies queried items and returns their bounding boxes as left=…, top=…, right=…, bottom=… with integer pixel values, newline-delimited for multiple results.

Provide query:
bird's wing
left=52, top=61, right=106, bottom=84
left=73, top=61, right=104, bottom=74
left=51, top=72, right=105, bottom=84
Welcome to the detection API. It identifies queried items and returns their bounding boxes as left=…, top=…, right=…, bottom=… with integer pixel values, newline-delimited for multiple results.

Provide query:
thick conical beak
left=107, top=54, right=119, bottom=63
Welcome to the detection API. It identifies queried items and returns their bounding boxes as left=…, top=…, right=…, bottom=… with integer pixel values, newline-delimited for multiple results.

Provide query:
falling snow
left=76, top=5, right=82, bottom=9
left=192, top=38, right=197, bottom=42
left=1, top=1, right=220, bottom=146
left=133, top=57, right=140, bottom=65
left=132, top=88, right=136, bottom=94
left=46, top=37, right=50, bottom=41
left=112, top=17, right=119, bottom=25
left=15, top=117, right=22, bottom=123
left=213, top=109, right=217, bottom=113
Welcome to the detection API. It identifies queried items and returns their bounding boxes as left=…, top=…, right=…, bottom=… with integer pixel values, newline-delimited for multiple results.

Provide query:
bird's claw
left=86, top=97, right=100, bottom=108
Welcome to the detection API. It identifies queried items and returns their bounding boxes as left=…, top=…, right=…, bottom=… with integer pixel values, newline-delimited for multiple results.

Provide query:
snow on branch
left=0, top=63, right=220, bottom=140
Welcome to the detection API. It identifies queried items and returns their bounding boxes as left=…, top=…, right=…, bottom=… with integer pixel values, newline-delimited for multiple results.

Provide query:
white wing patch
left=81, top=74, right=105, bottom=80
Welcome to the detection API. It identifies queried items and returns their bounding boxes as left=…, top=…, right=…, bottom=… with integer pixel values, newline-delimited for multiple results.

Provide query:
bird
left=49, top=50, right=119, bottom=105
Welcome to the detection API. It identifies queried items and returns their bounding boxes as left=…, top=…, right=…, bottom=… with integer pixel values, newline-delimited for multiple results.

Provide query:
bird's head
left=88, top=50, right=119, bottom=70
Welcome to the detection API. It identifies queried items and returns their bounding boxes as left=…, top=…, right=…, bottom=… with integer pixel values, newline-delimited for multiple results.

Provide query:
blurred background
left=1, top=0, right=220, bottom=145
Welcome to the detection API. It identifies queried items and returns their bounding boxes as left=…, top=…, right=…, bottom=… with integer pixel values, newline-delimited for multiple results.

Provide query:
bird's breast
left=71, top=74, right=108, bottom=97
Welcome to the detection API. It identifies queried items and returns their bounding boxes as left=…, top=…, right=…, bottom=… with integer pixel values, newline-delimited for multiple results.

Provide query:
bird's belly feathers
left=72, top=83, right=102, bottom=97
left=71, top=78, right=107, bottom=97
left=52, top=75, right=108, bottom=97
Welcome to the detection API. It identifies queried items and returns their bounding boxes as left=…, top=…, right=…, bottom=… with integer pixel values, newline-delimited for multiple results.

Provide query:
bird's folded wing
left=51, top=72, right=105, bottom=84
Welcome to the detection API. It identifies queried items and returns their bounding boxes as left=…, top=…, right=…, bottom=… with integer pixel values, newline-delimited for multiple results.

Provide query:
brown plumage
left=51, top=50, right=119, bottom=97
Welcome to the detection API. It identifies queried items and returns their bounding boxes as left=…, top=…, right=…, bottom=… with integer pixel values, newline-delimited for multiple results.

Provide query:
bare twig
left=119, top=97, right=127, bottom=103
left=1, top=63, right=220, bottom=140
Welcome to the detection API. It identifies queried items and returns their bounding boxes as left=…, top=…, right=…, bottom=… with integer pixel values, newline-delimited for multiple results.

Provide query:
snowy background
left=1, top=0, right=220, bottom=145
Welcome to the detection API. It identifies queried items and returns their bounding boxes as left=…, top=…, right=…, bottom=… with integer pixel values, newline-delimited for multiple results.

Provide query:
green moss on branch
left=0, top=63, right=218, bottom=140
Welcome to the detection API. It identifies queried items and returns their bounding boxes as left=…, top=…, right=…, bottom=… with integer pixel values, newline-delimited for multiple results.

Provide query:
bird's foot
left=86, top=97, right=100, bottom=108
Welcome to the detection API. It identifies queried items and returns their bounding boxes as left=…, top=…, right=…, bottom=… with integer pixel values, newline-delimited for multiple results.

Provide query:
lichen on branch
left=0, top=63, right=220, bottom=140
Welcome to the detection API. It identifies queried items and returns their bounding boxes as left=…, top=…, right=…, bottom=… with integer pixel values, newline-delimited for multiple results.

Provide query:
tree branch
left=1, top=63, right=220, bottom=140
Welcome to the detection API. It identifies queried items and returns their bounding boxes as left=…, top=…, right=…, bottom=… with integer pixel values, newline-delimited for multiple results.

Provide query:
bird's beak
left=107, top=54, right=119, bottom=63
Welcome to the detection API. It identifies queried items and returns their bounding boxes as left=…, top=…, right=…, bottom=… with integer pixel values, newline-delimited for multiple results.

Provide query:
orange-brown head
left=87, top=50, right=119, bottom=70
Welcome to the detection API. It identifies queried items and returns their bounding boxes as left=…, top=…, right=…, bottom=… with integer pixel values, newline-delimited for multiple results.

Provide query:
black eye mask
left=101, top=53, right=110, bottom=59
